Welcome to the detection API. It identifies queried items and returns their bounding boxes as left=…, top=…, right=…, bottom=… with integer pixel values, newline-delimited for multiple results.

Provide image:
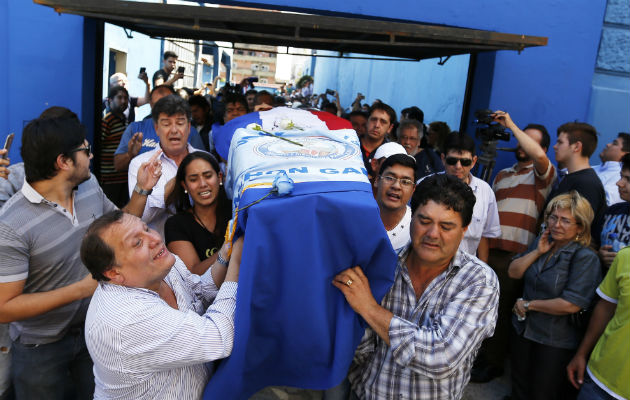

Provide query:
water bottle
left=605, top=233, right=617, bottom=247
left=612, top=236, right=627, bottom=252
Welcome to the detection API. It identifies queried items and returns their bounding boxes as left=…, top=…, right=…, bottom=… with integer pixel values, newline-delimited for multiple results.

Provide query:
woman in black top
left=508, top=191, right=601, bottom=400
left=165, top=151, right=232, bottom=275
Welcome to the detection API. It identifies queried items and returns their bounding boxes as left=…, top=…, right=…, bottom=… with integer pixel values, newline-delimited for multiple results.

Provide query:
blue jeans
left=11, top=326, right=94, bottom=400
left=577, top=374, right=617, bottom=400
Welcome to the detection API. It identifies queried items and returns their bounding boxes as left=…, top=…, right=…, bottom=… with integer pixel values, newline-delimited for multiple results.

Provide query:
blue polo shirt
left=114, top=117, right=204, bottom=156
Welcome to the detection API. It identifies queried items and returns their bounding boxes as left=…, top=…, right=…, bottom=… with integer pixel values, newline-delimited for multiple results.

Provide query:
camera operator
left=471, top=110, right=556, bottom=383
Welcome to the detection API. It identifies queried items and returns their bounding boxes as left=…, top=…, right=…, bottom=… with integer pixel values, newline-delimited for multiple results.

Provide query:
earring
left=220, top=182, right=223, bottom=186
left=184, top=189, right=188, bottom=194
left=575, top=233, right=581, bottom=242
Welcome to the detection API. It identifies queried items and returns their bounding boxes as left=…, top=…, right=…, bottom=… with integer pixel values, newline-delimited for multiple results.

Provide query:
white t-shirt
left=386, top=206, right=412, bottom=253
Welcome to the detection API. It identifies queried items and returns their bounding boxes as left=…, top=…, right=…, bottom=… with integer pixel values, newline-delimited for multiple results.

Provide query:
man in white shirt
left=374, top=154, right=417, bottom=252
left=439, top=132, right=501, bottom=262
left=129, top=95, right=202, bottom=236
left=592, top=132, right=629, bottom=206
left=80, top=211, right=242, bottom=400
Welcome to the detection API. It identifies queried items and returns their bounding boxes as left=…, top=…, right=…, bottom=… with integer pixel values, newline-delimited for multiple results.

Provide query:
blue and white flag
left=204, top=109, right=397, bottom=399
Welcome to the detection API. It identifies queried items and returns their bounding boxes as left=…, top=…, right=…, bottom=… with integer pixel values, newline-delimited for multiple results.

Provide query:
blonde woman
left=508, top=191, right=602, bottom=400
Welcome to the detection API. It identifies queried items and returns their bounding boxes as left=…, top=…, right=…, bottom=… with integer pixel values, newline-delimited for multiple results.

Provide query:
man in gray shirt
left=0, top=114, right=162, bottom=399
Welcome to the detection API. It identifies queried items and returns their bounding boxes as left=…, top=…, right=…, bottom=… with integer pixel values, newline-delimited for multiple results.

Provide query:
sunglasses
left=70, top=143, right=92, bottom=156
left=445, top=156, right=473, bottom=167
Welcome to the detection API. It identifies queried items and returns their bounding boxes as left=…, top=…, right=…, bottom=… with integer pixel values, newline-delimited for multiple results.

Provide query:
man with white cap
left=370, top=142, right=408, bottom=183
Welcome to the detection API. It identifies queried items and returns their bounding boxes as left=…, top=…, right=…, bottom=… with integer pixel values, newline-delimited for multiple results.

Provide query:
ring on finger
left=346, top=279, right=353, bottom=287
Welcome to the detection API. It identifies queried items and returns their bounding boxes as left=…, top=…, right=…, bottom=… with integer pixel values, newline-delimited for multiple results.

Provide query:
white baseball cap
left=373, top=142, right=408, bottom=160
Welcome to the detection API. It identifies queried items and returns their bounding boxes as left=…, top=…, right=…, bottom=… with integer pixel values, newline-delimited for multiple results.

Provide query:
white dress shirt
left=592, top=161, right=623, bottom=206
left=128, top=144, right=201, bottom=237
left=85, top=257, right=237, bottom=400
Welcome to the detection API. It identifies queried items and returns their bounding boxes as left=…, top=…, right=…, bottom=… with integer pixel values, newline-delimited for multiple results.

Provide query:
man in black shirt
left=548, top=122, right=606, bottom=234
left=361, top=102, right=395, bottom=179
left=152, top=51, right=183, bottom=87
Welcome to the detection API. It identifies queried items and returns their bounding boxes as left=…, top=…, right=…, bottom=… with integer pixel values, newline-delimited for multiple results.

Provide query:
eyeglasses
left=70, top=144, right=92, bottom=156
left=379, top=175, right=415, bottom=187
left=547, top=214, right=579, bottom=227
left=445, top=156, right=473, bottom=167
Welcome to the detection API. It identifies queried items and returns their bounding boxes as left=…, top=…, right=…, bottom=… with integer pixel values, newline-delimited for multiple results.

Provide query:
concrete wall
left=103, top=23, right=162, bottom=121
left=588, top=0, right=630, bottom=162
left=1, top=1, right=85, bottom=163
left=312, top=53, right=469, bottom=131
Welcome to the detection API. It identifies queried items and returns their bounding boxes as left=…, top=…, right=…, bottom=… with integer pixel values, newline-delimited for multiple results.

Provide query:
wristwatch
left=523, top=300, right=531, bottom=311
left=133, top=184, right=152, bottom=196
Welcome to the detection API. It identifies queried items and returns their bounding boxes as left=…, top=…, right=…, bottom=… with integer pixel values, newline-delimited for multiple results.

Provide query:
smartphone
left=139, top=67, right=146, bottom=74
left=2, top=133, right=14, bottom=159
left=177, top=66, right=185, bottom=74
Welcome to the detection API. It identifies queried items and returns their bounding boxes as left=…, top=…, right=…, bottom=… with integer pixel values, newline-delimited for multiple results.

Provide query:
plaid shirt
left=349, top=247, right=499, bottom=400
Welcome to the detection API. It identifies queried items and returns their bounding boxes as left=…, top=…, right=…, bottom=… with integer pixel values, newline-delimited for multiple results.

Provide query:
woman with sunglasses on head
left=507, top=191, right=602, bottom=400
left=164, top=151, right=232, bottom=275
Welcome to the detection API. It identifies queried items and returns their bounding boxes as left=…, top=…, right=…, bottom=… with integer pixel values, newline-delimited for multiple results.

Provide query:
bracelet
left=523, top=300, right=531, bottom=311
left=133, top=184, right=152, bottom=196
left=216, top=252, right=228, bottom=266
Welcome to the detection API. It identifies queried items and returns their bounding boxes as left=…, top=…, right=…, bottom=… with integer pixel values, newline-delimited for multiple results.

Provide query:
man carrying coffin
left=334, top=174, right=499, bottom=400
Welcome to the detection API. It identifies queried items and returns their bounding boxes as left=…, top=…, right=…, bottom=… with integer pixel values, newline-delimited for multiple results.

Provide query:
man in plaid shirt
left=334, top=174, right=499, bottom=400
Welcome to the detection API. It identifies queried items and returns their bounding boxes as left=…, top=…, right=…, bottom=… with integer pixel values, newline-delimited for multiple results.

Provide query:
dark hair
left=323, top=102, right=338, bottom=114
left=39, top=106, right=79, bottom=121
left=108, top=85, right=128, bottom=100
left=349, top=110, right=368, bottom=120
left=163, top=51, right=178, bottom=60
left=188, top=95, right=210, bottom=110
left=411, top=174, right=476, bottom=227
left=245, top=89, right=257, bottom=96
left=617, top=132, right=630, bottom=153
left=223, top=94, right=249, bottom=117
left=443, top=131, right=476, bottom=155
left=621, top=153, right=630, bottom=172
left=369, top=102, right=396, bottom=126
left=254, top=90, right=274, bottom=106
left=165, top=152, right=232, bottom=237
left=151, top=94, right=192, bottom=123
left=150, top=84, right=176, bottom=101
left=80, top=210, right=125, bottom=281
left=21, top=117, right=86, bottom=183
left=401, top=106, right=424, bottom=123
left=379, top=153, right=418, bottom=182
left=557, top=122, right=598, bottom=157
left=523, top=123, right=550, bottom=150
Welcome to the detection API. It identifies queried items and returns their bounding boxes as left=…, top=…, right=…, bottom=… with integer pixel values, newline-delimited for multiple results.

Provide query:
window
left=251, top=64, right=259, bottom=71
left=260, top=78, right=268, bottom=84
left=260, top=65, right=269, bottom=72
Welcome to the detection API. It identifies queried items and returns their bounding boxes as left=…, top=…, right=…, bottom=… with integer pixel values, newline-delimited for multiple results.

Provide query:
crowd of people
left=0, top=49, right=628, bottom=400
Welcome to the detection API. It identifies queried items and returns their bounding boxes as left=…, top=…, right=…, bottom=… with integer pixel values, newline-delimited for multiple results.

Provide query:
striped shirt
left=490, top=161, right=556, bottom=254
left=349, top=247, right=499, bottom=400
left=0, top=176, right=116, bottom=344
left=101, top=112, right=129, bottom=184
left=86, top=257, right=237, bottom=400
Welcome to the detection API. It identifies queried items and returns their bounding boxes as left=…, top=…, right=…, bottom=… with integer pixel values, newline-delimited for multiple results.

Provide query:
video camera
left=473, top=109, right=510, bottom=142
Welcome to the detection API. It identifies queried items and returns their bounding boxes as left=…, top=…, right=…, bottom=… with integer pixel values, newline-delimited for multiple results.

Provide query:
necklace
left=191, top=207, right=213, bottom=234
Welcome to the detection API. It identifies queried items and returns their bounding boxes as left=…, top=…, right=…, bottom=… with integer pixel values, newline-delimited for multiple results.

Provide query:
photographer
left=471, top=110, right=557, bottom=383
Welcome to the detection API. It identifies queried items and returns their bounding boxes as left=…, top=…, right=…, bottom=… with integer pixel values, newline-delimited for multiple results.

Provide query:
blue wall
left=313, top=53, right=469, bottom=131
left=1, top=1, right=84, bottom=163
left=231, top=0, right=608, bottom=176
left=588, top=0, right=630, bottom=162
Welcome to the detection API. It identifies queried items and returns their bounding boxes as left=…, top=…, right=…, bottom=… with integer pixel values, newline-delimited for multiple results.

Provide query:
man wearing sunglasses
left=439, top=132, right=501, bottom=263
left=0, top=113, right=161, bottom=399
